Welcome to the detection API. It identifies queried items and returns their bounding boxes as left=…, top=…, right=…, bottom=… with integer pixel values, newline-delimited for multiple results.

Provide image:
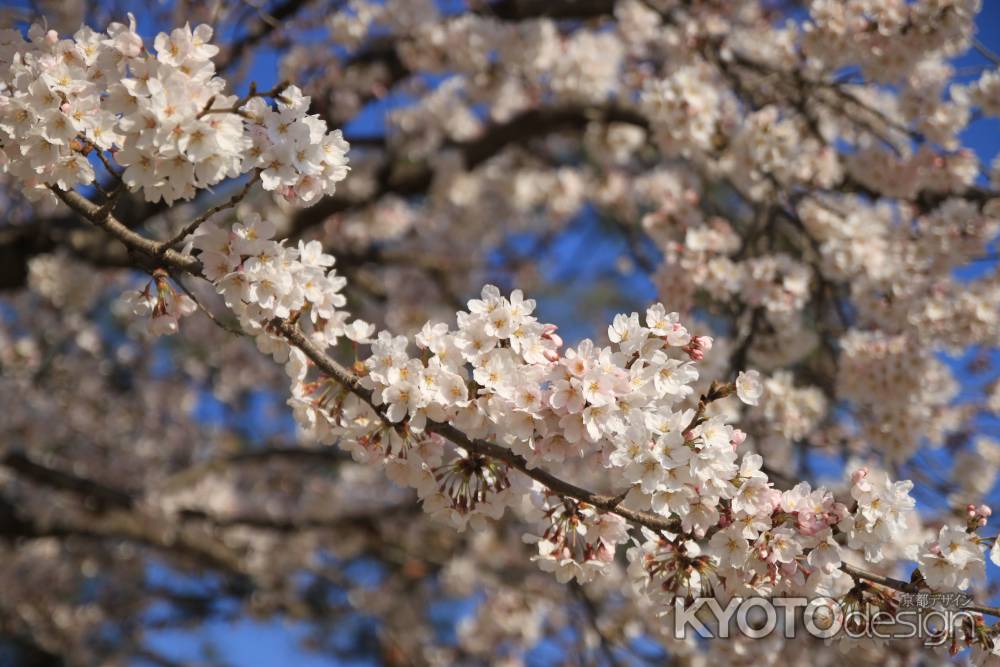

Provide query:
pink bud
left=851, top=468, right=868, bottom=484
left=682, top=336, right=712, bottom=361
left=980, top=505, right=992, bottom=518
left=543, top=349, right=560, bottom=363
left=979, top=517, right=988, bottom=528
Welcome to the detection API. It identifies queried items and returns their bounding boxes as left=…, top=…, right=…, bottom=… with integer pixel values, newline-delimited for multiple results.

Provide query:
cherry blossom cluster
left=846, top=146, right=980, bottom=201
left=191, top=212, right=369, bottom=357
left=189, top=215, right=738, bottom=578
left=952, top=438, right=1000, bottom=506
left=747, top=371, right=828, bottom=468
left=242, top=89, right=350, bottom=205
left=727, top=106, right=843, bottom=196
left=27, top=249, right=102, bottom=313
left=802, top=0, right=981, bottom=82
left=628, top=468, right=852, bottom=608
left=842, top=468, right=918, bottom=563
left=181, top=210, right=999, bottom=615
left=640, top=63, right=731, bottom=159
left=919, top=523, right=987, bottom=592
left=523, top=492, right=630, bottom=584
left=342, top=292, right=743, bottom=582
left=838, top=329, right=958, bottom=462
left=0, top=18, right=349, bottom=206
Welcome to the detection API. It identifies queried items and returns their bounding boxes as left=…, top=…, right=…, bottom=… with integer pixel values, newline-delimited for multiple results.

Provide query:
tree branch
left=54, top=184, right=1000, bottom=620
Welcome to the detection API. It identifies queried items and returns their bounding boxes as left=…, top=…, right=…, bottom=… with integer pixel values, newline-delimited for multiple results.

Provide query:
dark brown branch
left=176, top=502, right=417, bottom=533
left=288, top=104, right=649, bottom=237
left=1, top=450, right=135, bottom=511
left=50, top=187, right=202, bottom=275
left=0, top=492, right=248, bottom=576
left=0, top=450, right=249, bottom=576
left=484, top=0, right=615, bottom=20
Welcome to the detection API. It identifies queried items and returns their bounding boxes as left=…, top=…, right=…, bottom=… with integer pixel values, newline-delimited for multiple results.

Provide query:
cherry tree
left=2, top=0, right=1000, bottom=664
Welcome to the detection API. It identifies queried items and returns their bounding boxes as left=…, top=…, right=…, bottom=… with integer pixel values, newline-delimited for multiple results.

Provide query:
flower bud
left=682, top=336, right=713, bottom=361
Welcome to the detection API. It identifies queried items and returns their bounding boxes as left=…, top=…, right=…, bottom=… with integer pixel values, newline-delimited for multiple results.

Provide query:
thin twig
left=171, top=271, right=245, bottom=336
left=198, top=80, right=292, bottom=118
left=973, top=38, right=1000, bottom=67
left=158, top=173, right=258, bottom=253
